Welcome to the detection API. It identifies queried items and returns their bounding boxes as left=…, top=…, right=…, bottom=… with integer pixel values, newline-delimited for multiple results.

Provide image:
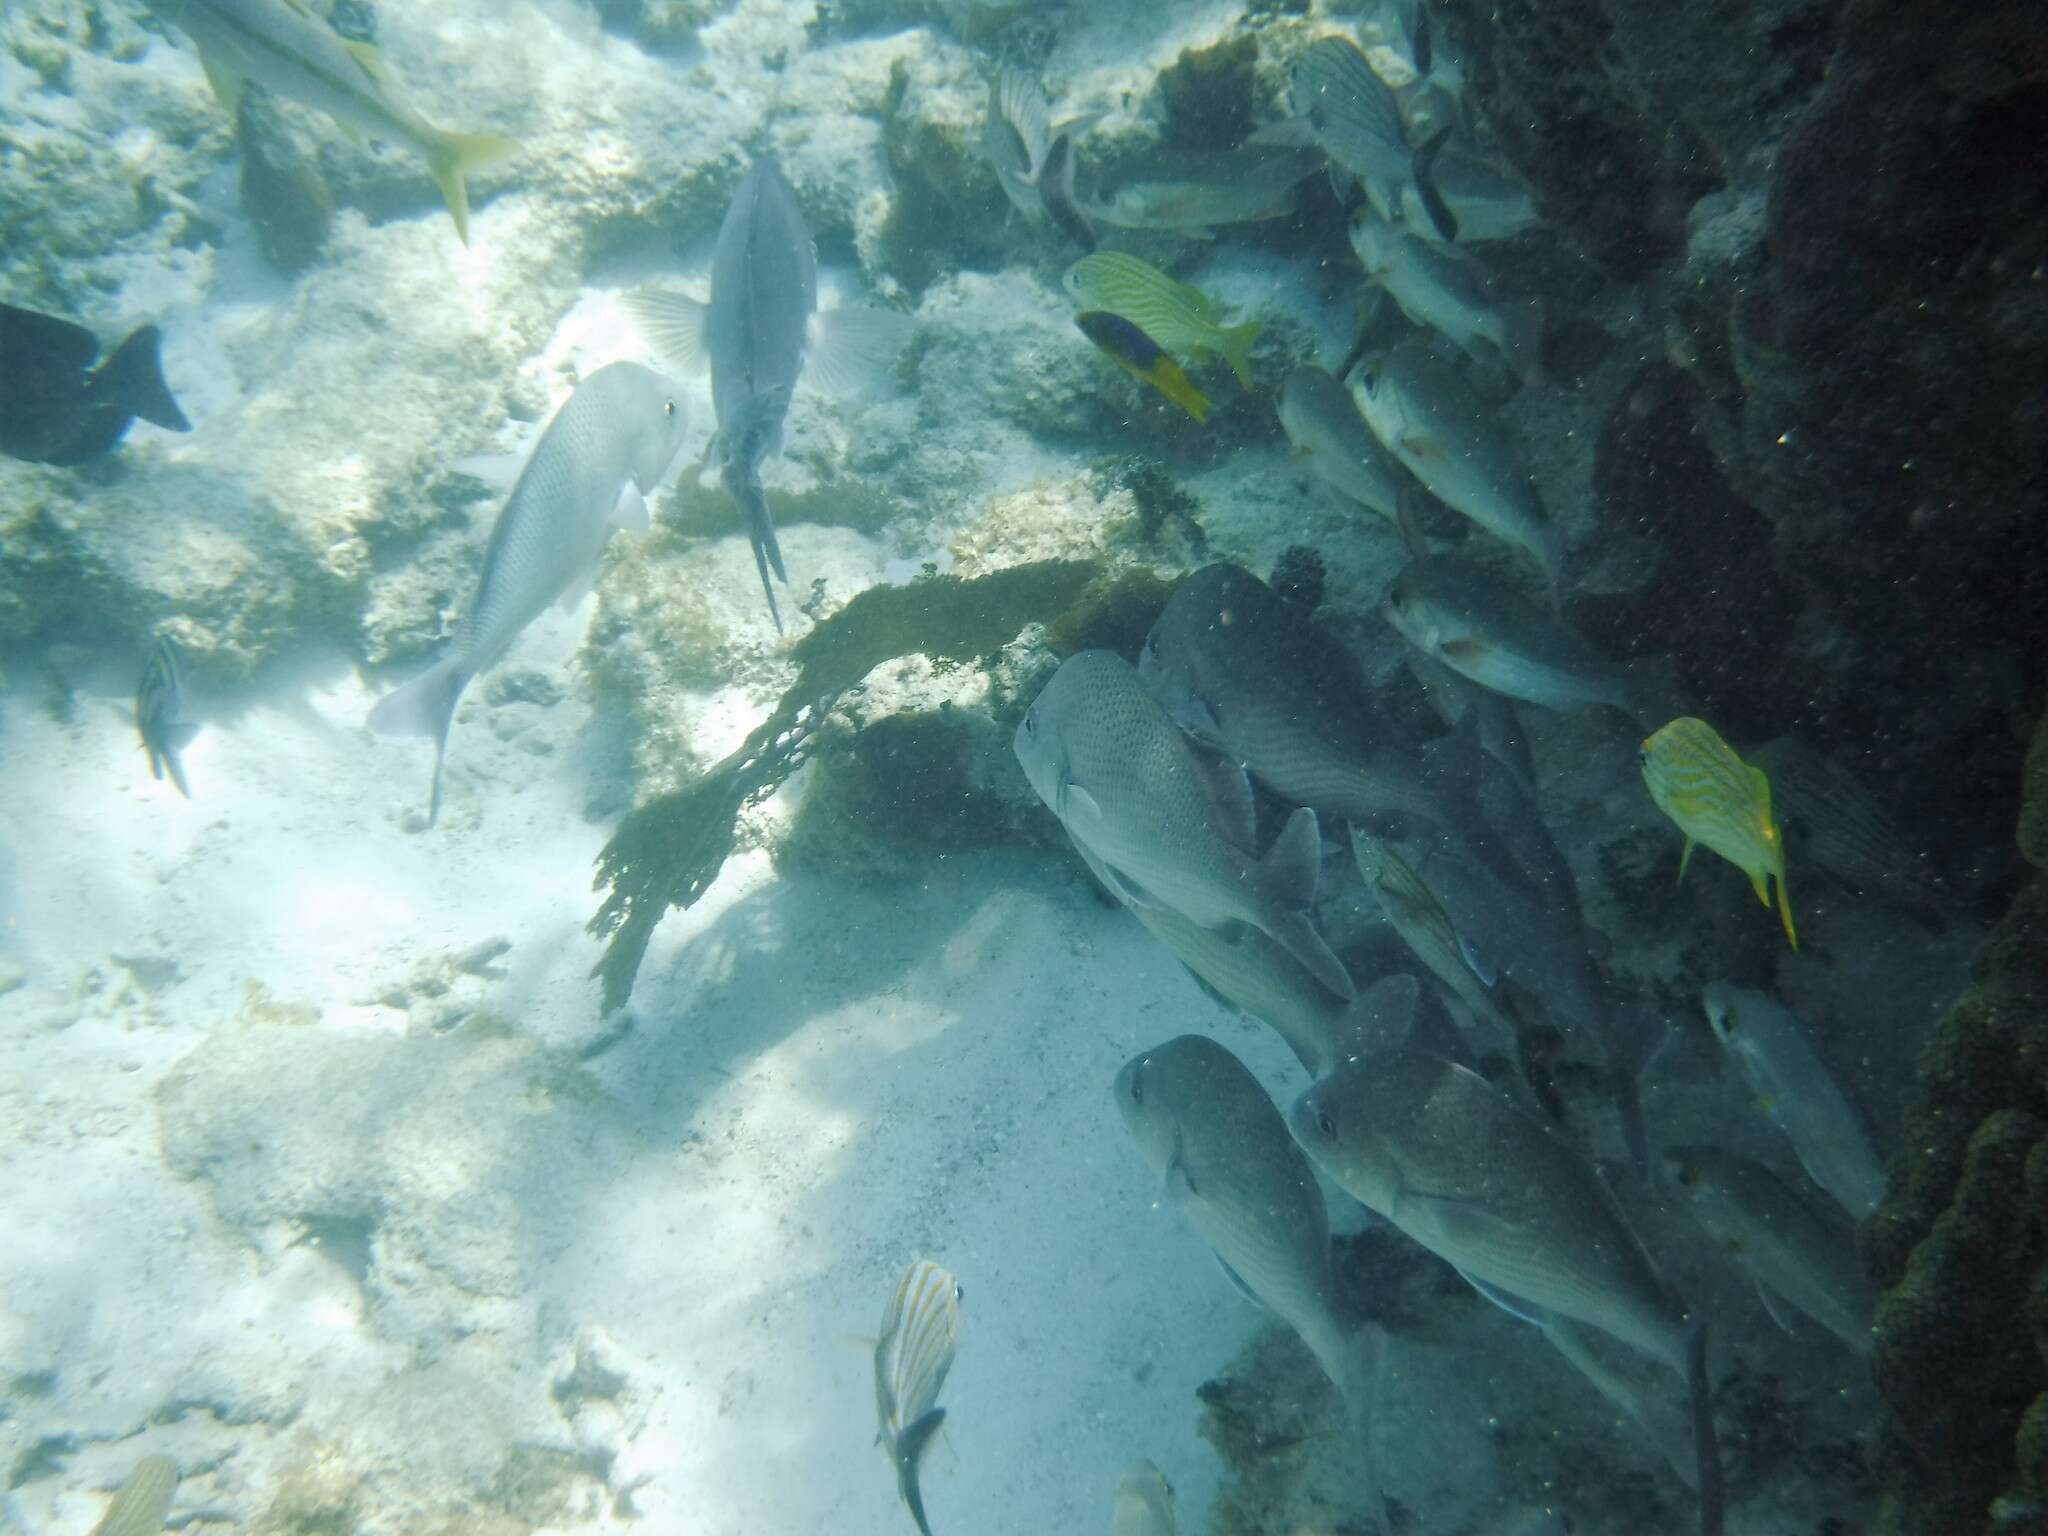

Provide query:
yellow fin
left=1777, top=874, right=1798, bottom=950
left=341, top=37, right=388, bottom=83
left=1219, top=319, right=1261, bottom=390
left=1676, top=837, right=1695, bottom=884
left=424, top=129, right=521, bottom=246
left=199, top=51, right=246, bottom=114
left=1747, top=866, right=1771, bottom=908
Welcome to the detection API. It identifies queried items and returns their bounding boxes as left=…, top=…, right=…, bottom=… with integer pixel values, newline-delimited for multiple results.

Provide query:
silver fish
left=1137, top=563, right=1448, bottom=833
left=1350, top=210, right=1542, bottom=381
left=1115, top=1035, right=1386, bottom=1525
left=1280, top=36, right=1456, bottom=241
left=1701, top=983, right=1887, bottom=1220
left=89, top=1454, right=178, bottom=1536
left=1111, top=1460, right=1176, bottom=1536
left=1392, top=147, right=1540, bottom=245
left=1381, top=555, right=1642, bottom=718
left=984, top=69, right=1100, bottom=249
left=627, top=158, right=910, bottom=631
left=1543, top=1317, right=1701, bottom=1490
left=367, top=362, right=686, bottom=824
left=1750, top=736, right=1939, bottom=913
left=1014, top=650, right=1355, bottom=1001
left=136, top=638, right=198, bottom=800
left=1291, top=1053, right=1724, bottom=1535
left=1277, top=366, right=1412, bottom=528
left=1090, top=150, right=1322, bottom=239
left=152, top=0, right=515, bottom=244
left=1664, top=1144, right=1875, bottom=1354
left=874, top=1258, right=963, bottom=1536
left=1351, top=827, right=1519, bottom=1042
left=1405, top=652, right=1537, bottom=790
left=1351, top=346, right=1560, bottom=595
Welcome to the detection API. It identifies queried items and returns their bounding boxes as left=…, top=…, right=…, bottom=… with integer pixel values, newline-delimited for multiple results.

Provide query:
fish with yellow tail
left=1640, top=717, right=1797, bottom=949
left=1064, top=253, right=1262, bottom=388
left=874, top=1258, right=963, bottom=1536
left=1074, top=312, right=1213, bottom=424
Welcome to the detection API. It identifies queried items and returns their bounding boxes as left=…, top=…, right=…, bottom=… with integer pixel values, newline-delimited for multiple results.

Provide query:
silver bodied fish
left=1381, top=555, right=1644, bottom=718
left=983, top=68, right=1101, bottom=249
left=1115, top=1035, right=1387, bottom=1527
left=89, top=1455, right=178, bottom=1536
left=153, top=0, right=515, bottom=244
left=1014, top=650, right=1355, bottom=1000
left=1700, top=983, right=1886, bottom=1219
left=1542, top=1318, right=1701, bottom=1490
left=136, top=638, right=199, bottom=800
left=627, top=158, right=909, bottom=631
left=1281, top=35, right=1456, bottom=241
left=1292, top=1053, right=1723, bottom=1535
left=1351, top=347, right=1561, bottom=595
left=874, top=1258, right=963, bottom=1536
left=1350, top=827, right=1518, bottom=1041
left=1392, top=148, right=1540, bottom=245
left=1138, top=564, right=1448, bottom=834
left=1350, top=210, right=1542, bottom=382
left=1750, top=736, right=1938, bottom=913
left=1089, top=150, right=1322, bottom=239
left=367, top=362, right=686, bottom=825
left=1111, top=1460, right=1176, bottom=1536
left=1664, top=1145, right=1875, bottom=1354
left=1277, top=366, right=1411, bottom=528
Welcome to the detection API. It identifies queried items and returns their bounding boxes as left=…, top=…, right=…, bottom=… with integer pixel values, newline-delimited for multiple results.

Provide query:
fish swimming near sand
left=1351, top=346, right=1561, bottom=594
left=89, top=1454, right=178, bottom=1536
left=627, top=158, right=910, bottom=629
left=873, top=1258, right=963, bottom=1536
left=1073, top=312, right=1213, bottom=425
left=1664, top=1144, right=1875, bottom=1353
left=152, top=0, right=516, bottom=244
left=1642, top=719, right=1797, bottom=948
left=1064, top=253, right=1261, bottom=389
left=1111, top=1459, right=1176, bottom=1536
left=0, top=304, right=189, bottom=466
left=1116, top=1035, right=1388, bottom=1526
left=1350, top=210, right=1542, bottom=382
left=1275, top=35, right=1456, bottom=241
left=367, top=361, right=687, bottom=825
left=1700, top=983, right=1885, bottom=1218
left=983, top=68, right=1100, bottom=249
left=1014, top=649, right=1355, bottom=1000
left=1292, top=1053, right=1724, bottom=1535
left=136, top=637, right=199, bottom=800
left=1277, top=365, right=1412, bottom=529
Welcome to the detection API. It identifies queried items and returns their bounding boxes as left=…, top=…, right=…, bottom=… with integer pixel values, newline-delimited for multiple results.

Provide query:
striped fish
left=1640, top=718, right=1797, bottom=949
left=874, top=1258, right=963, bottom=1536
left=135, top=638, right=199, bottom=799
left=1062, top=253, right=1260, bottom=387
left=1351, top=827, right=1515, bottom=1040
left=89, top=1455, right=178, bottom=1536
left=1750, top=736, right=1936, bottom=911
left=1285, top=36, right=1456, bottom=240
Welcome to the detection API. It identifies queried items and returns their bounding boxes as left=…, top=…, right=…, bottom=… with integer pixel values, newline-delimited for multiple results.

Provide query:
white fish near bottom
left=1111, top=1460, right=1176, bottom=1536
left=874, top=1258, right=963, bottom=1536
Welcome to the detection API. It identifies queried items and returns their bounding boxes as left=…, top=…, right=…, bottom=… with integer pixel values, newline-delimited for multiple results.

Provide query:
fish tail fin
left=1685, top=1317, right=1726, bottom=1536
left=161, top=722, right=199, bottom=799
left=368, top=656, right=469, bottom=827
left=726, top=465, right=788, bottom=633
left=423, top=129, right=520, bottom=246
left=1259, top=807, right=1356, bottom=1001
left=895, top=1407, right=947, bottom=1536
left=1220, top=319, right=1262, bottom=389
left=102, top=325, right=191, bottom=433
left=1152, top=361, right=1212, bottom=424
left=1326, top=1322, right=1391, bottom=1533
left=1503, top=299, right=1547, bottom=390
left=1411, top=125, right=1459, bottom=242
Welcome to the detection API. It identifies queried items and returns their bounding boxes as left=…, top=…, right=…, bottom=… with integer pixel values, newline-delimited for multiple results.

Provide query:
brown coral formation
left=1866, top=709, right=2048, bottom=1533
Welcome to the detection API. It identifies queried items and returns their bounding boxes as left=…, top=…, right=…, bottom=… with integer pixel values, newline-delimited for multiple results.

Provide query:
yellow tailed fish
left=873, top=1258, right=963, bottom=1536
left=1640, top=717, right=1796, bottom=948
left=1063, top=252, right=1261, bottom=387
left=1073, top=312, right=1213, bottom=424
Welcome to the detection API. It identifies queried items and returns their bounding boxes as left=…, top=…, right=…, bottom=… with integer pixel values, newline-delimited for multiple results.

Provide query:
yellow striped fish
left=1062, top=252, right=1261, bottom=387
left=136, top=637, right=198, bottom=799
left=1641, top=717, right=1797, bottom=949
left=874, top=1258, right=963, bottom=1536
left=1351, top=826, right=1514, bottom=1039
left=90, top=1455, right=178, bottom=1536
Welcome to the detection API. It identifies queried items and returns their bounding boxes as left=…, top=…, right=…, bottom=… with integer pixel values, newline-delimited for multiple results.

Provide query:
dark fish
left=0, top=304, right=190, bottom=466
left=136, top=639, right=199, bottom=800
left=1073, top=312, right=1212, bottom=424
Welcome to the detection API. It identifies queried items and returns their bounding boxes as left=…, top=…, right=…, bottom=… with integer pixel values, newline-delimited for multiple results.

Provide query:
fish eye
left=953, top=1282, right=964, bottom=1302
left=663, top=398, right=676, bottom=419
left=1127, top=1065, right=1144, bottom=1105
left=1316, top=1110, right=1336, bottom=1140
left=1022, top=709, right=1036, bottom=735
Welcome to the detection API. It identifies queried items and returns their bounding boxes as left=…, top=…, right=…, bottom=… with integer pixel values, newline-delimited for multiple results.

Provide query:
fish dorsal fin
left=1184, top=739, right=1258, bottom=853
left=341, top=37, right=388, bottom=84
left=1214, top=1253, right=1266, bottom=1310
left=623, top=289, right=711, bottom=377
left=198, top=51, right=247, bottom=114
left=804, top=306, right=914, bottom=398
left=993, top=69, right=1051, bottom=169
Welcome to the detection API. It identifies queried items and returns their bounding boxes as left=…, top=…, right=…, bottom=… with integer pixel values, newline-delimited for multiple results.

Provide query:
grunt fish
left=1750, top=736, right=1939, bottom=913
left=1392, top=147, right=1541, bottom=245
left=1116, top=1035, right=1387, bottom=1525
left=153, top=0, right=516, bottom=244
left=0, top=304, right=189, bottom=466
left=1292, top=1053, right=1724, bottom=1535
left=1073, top=311, right=1213, bottom=424
left=1641, top=719, right=1797, bottom=948
left=1014, top=650, right=1355, bottom=1000
left=89, top=1454, right=178, bottom=1536
left=1664, top=1144, right=1876, bottom=1353
left=135, top=637, right=199, bottom=800
left=1350, top=210, right=1541, bottom=382
left=367, top=362, right=687, bottom=825
left=1350, top=346, right=1561, bottom=594
left=1351, top=827, right=1518, bottom=1042
left=873, top=1258, right=963, bottom=1536
left=1089, top=151, right=1323, bottom=239
left=1112, top=1460, right=1176, bottom=1536
left=1277, top=366, right=1411, bottom=529
left=1700, top=983, right=1885, bottom=1219
left=983, top=68, right=1100, bottom=249
left=1280, top=35, right=1456, bottom=241
left=1064, top=253, right=1261, bottom=389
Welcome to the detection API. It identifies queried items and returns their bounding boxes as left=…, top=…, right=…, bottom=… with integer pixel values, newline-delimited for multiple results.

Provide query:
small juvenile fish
left=368, top=362, right=687, bottom=824
left=0, top=304, right=190, bottom=466
left=1073, top=312, right=1213, bottom=424
left=153, top=0, right=516, bottom=244
left=1281, top=35, right=1456, bottom=240
left=1750, top=736, right=1938, bottom=912
left=89, top=1455, right=178, bottom=1536
left=874, top=1258, right=963, bottom=1536
left=1350, top=211, right=1541, bottom=382
left=1089, top=150, right=1322, bottom=239
left=983, top=68, right=1100, bottom=248
left=1700, top=983, right=1885, bottom=1219
left=1351, top=827, right=1516, bottom=1040
left=1111, top=1460, right=1176, bottom=1536
left=1351, top=346, right=1560, bottom=596
left=1664, top=1144, right=1875, bottom=1353
left=1277, top=366, right=1410, bottom=528
left=1641, top=719, right=1797, bottom=949
left=1064, top=253, right=1262, bottom=389
left=135, top=638, right=200, bottom=800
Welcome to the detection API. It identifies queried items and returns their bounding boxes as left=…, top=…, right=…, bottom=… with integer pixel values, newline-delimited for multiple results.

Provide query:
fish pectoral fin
left=1438, top=637, right=1490, bottom=663
left=1185, top=738, right=1258, bottom=852
left=1096, top=861, right=1160, bottom=912
left=1398, top=431, right=1444, bottom=461
left=1213, top=1253, right=1266, bottom=1310
left=1458, top=1269, right=1556, bottom=1330
left=1753, top=1278, right=1801, bottom=1338
left=557, top=557, right=602, bottom=613
left=623, top=289, right=712, bottom=377
left=609, top=481, right=651, bottom=532
left=198, top=51, right=247, bottom=115
left=1061, top=781, right=1104, bottom=825
left=804, top=307, right=916, bottom=398
left=1169, top=694, right=1226, bottom=747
